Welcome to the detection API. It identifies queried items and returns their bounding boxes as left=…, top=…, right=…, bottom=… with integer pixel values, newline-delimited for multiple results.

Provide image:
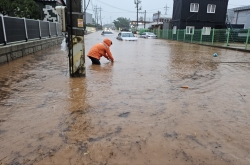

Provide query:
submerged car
left=116, top=32, right=137, bottom=41
left=121, top=28, right=129, bottom=32
left=139, top=32, right=157, bottom=39
left=101, top=31, right=114, bottom=36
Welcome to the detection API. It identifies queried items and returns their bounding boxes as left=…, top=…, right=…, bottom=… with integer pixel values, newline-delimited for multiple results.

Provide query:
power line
left=96, top=0, right=135, bottom=12
left=93, top=1, right=167, bottom=14
left=147, top=7, right=165, bottom=12
left=100, top=10, right=136, bottom=13
left=85, top=0, right=91, bottom=10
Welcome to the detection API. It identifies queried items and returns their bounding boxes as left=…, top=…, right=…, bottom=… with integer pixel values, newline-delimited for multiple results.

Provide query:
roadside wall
left=0, top=37, right=63, bottom=65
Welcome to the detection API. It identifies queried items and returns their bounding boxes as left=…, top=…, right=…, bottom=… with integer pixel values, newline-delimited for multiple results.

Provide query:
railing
left=139, top=28, right=250, bottom=50
left=0, top=15, right=63, bottom=45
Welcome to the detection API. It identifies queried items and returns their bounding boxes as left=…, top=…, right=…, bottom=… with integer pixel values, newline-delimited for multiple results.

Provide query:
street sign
left=78, top=19, right=83, bottom=27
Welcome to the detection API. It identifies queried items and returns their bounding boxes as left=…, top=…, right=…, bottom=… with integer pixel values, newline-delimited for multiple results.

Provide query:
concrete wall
left=0, top=37, right=63, bottom=65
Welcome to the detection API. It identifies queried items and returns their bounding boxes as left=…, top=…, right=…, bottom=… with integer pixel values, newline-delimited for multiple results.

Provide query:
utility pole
left=100, top=7, right=102, bottom=27
left=164, top=4, right=170, bottom=15
left=94, top=5, right=99, bottom=28
left=157, top=11, right=160, bottom=25
left=144, top=10, right=146, bottom=29
left=67, top=0, right=85, bottom=77
left=96, top=7, right=99, bottom=28
left=134, top=0, right=142, bottom=31
left=84, top=0, right=86, bottom=33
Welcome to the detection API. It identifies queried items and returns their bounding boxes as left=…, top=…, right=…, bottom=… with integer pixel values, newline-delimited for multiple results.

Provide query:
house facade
left=150, top=12, right=172, bottom=30
left=227, top=5, right=250, bottom=29
left=172, top=0, right=228, bottom=34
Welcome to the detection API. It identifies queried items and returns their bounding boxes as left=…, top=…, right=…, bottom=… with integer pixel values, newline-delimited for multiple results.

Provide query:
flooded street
left=0, top=31, right=250, bottom=165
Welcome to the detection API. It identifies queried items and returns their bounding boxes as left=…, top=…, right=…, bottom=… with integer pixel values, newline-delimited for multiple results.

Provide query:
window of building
left=173, top=26, right=177, bottom=34
left=190, top=3, right=199, bottom=12
left=202, top=27, right=211, bottom=35
left=186, top=26, right=195, bottom=34
left=45, top=5, right=52, bottom=9
left=207, top=4, right=216, bottom=13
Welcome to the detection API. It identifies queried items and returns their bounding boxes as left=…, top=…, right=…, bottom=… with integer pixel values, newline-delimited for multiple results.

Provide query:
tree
left=92, top=18, right=96, bottom=25
left=0, top=0, right=40, bottom=19
left=113, top=17, right=130, bottom=29
left=0, top=0, right=12, bottom=15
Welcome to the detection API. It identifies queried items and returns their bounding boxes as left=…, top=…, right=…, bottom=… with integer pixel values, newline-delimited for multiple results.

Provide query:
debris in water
left=181, top=86, right=189, bottom=89
left=118, top=112, right=130, bottom=118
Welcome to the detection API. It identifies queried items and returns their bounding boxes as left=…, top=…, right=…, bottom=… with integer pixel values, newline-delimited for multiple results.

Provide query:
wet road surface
left=0, top=31, right=250, bottom=165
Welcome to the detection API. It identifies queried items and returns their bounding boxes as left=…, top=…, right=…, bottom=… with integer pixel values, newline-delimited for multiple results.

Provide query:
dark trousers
left=88, top=56, right=100, bottom=65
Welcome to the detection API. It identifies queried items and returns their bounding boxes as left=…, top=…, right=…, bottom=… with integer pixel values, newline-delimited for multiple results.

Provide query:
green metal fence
left=139, top=28, right=250, bottom=50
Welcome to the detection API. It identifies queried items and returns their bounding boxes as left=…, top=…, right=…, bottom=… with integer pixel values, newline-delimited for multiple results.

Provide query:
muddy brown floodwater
left=0, top=31, right=250, bottom=165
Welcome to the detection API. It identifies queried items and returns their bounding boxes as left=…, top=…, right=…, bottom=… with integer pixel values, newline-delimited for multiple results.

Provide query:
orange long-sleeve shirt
left=87, top=38, right=114, bottom=62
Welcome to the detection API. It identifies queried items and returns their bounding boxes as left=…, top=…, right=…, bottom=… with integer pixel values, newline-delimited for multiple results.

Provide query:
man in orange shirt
left=87, top=38, right=114, bottom=65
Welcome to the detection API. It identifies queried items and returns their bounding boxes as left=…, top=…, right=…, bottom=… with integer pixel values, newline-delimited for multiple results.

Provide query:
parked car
left=101, top=31, right=114, bottom=36
left=121, top=28, right=129, bottom=32
left=116, top=32, right=138, bottom=41
left=139, top=32, right=157, bottom=39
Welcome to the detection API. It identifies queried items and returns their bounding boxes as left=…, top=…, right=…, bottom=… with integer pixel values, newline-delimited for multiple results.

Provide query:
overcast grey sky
left=85, top=0, right=250, bottom=24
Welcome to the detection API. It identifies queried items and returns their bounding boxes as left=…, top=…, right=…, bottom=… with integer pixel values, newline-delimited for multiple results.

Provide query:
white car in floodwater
left=116, top=32, right=138, bottom=41
left=139, top=32, right=157, bottom=39
left=101, top=31, right=114, bottom=36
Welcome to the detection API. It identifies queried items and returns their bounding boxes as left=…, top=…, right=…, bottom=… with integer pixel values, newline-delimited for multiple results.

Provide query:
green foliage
left=86, top=23, right=97, bottom=27
left=0, top=0, right=40, bottom=19
left=0, top=0, right=12, bottom=15
left=113, top=17, right=130, bottom=29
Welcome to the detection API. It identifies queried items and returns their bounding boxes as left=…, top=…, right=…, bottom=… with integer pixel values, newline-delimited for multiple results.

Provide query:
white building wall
left=229, top=8, right=250, bottom=29
left=235, top=10, right=250, bottom=29
left=85, top=12, right=92, bottom=24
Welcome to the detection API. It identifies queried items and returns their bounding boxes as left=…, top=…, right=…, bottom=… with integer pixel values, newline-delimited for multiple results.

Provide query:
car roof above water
left=120, top=32, right=132, bottom=33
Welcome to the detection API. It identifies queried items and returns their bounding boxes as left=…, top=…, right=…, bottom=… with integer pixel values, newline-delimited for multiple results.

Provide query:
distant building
left=130, top=20, right=152, bottom=30
left=163, top=18, right=172, bottom=30
left=172, top=0, right=228, bottom=33
left=227, top=5, right=250, bottom=29
left=85, top=12, right=92, bottom=24
left=148, top=11, right=172, bottom=30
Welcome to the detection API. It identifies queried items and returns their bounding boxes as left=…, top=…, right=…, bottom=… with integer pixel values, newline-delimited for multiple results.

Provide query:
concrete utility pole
left=134, top=0, right=142, bottom=31
left=144, top=10, right=146, bottom=29
left=157, top=11, right=160, bottom=25
left=84, top=0, right=86, bottom=31
left=94, top=6, right=100, bottom=29
left=67, top=0, right=85, bottom=77
left=100, top=7, right=102, bottom=27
